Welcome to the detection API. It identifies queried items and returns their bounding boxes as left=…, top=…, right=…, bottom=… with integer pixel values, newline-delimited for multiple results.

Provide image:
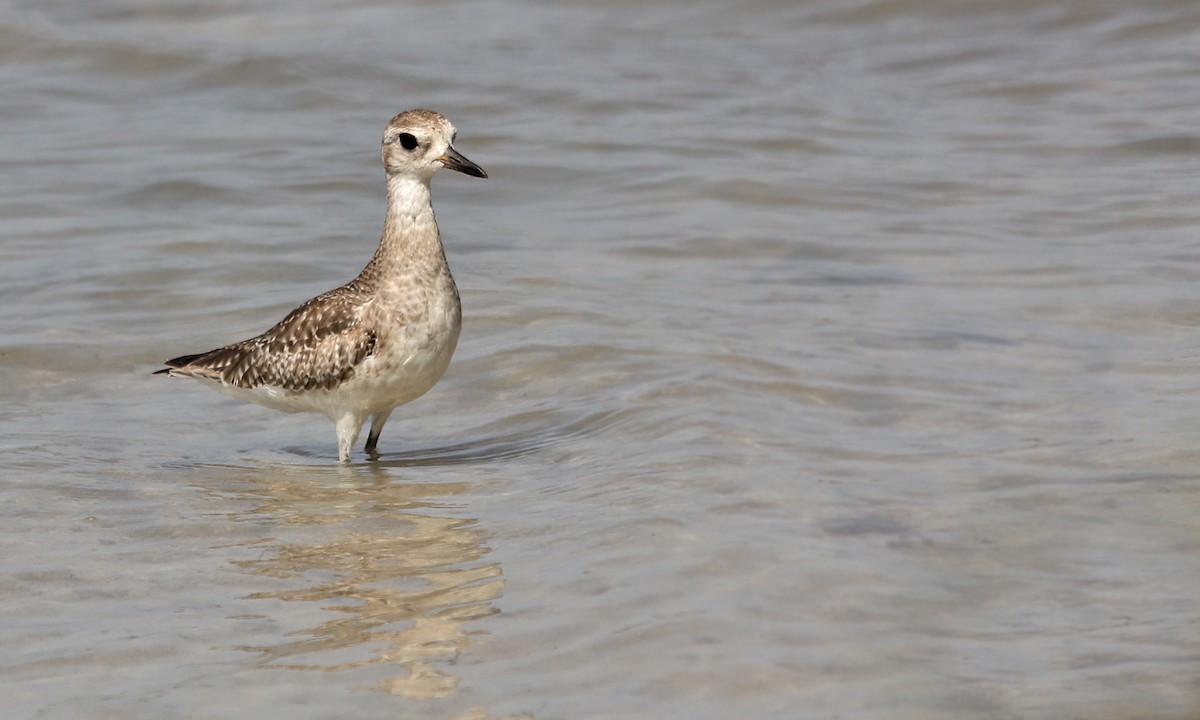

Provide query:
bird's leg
left=335, top=412, right=367, bottom=463
left=364, top=408, right=394, bottom=456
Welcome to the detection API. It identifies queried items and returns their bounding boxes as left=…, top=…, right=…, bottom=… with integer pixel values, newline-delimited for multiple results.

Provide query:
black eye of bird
left=398, top=133, right=418, bottom=150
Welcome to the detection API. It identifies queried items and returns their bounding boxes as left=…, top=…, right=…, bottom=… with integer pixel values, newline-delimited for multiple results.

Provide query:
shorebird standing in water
left=156, top=109, right=487, bottom=462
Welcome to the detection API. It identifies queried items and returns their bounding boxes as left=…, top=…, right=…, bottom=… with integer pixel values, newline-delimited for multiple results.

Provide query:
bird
left=155, top=109, right=487, bottom=462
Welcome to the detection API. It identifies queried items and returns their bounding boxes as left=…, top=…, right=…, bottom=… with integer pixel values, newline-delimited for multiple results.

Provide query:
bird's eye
left=398, top=133, right=418, bottom=150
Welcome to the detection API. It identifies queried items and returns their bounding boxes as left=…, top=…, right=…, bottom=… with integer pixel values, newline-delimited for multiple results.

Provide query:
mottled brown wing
left=160, top=292, right=377, bottom=392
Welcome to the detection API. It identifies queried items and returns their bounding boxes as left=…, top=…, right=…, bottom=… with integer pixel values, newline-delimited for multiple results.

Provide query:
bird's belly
left=313, top=310, right=461, bottom=417
left=349, top=333, right=458, bottom=409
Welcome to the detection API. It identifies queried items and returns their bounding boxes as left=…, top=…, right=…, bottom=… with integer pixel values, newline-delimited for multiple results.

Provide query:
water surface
left=2, top=0, right=1200, bottom=718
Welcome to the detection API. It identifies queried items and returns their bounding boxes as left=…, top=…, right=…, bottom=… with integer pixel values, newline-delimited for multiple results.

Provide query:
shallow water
left=3, top=0, right=1200, bottom=718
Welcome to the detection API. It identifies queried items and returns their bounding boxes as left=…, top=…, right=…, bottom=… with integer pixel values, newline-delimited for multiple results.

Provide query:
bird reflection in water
left=216, top=462, right=504, bottom=699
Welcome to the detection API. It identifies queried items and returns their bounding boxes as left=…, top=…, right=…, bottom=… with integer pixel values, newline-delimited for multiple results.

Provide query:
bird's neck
left=358, top=173, right=447, bottom=286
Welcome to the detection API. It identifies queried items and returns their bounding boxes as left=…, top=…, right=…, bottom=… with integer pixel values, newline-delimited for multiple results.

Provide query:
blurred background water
left=2, top=0, right=1199, bottom=718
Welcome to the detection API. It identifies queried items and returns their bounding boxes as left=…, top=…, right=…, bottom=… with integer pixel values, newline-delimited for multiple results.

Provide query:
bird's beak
left=437, top=146, right=487, bottom=178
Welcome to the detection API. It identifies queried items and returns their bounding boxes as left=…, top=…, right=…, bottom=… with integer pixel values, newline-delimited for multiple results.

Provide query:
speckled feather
left=156, top=109, right=486, bottom=461
left=161, top=287, right=378, bottom=392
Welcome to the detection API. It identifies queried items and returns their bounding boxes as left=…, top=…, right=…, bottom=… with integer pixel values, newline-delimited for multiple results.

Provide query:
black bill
left=437, top=146, right=487, bottom=178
